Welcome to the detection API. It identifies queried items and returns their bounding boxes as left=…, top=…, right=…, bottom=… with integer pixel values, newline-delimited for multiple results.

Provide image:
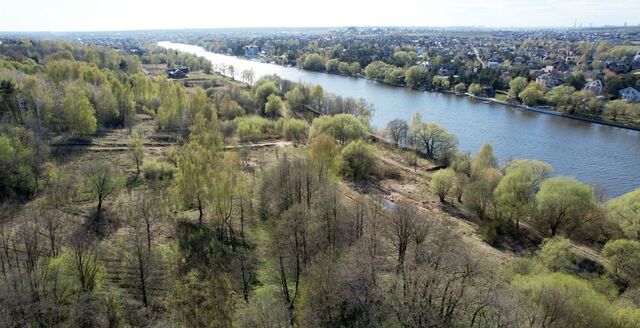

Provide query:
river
left=159, top=41, right=640, bottom=198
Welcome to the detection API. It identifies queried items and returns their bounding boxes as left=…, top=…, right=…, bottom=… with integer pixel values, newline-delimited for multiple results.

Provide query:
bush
left=234, top=115, right=276, bottom=142
left=480, top=220, right=501, bottom=246
left=467, top=83, right=482, bottom=96
left=536, top=237, right=579, bottom=273
left=603, top=239, right=640, bottom=286
left=218, top=94, right=245, bottom=120
left=143, top=160, right=176, bottom=181
left=277, top=118, right=308, bottom=142
left=309, top=114, right=369, bottom=144
left=339, top=140, right=377, bottom=182
left=510, top=273, right=614, bottom=328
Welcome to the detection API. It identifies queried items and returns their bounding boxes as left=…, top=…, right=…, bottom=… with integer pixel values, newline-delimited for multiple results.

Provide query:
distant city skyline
left=1, top=0, right=639, bottom=32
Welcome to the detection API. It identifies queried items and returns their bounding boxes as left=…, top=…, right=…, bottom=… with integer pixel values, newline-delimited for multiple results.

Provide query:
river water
left=159, top=41, right=640, bottom=198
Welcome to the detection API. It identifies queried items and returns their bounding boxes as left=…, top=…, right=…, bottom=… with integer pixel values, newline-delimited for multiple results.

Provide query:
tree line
left=1, top=38, right=640, bottom=327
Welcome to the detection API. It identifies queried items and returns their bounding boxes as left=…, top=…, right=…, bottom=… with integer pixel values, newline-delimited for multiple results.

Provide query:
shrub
left=277, top=118, right=308, bottom=142
left=234, top=115, right=276, bottom=142
left=309, top=114, right=369, bottom=144
left=218, top=95, right=245, bottom=120
left=264, top=94, right=284, bottom=118
left=339, top=140, right=376, bottom=182
left=603, top=239, right=640, bottom=286
left=143, top=160, right=176, bottom=181
left=536, top=237, right=579, bottom=273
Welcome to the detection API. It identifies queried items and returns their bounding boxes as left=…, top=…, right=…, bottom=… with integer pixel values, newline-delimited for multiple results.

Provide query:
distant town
left=8, top=26, right=636, bottom=126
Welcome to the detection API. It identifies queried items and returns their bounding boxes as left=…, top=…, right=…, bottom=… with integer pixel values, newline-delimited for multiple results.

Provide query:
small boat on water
left=483, top=100, right=491, bottom=104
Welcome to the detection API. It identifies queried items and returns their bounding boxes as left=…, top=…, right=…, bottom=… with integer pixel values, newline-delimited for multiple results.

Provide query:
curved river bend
left=159, top=41, right=640, bottom=198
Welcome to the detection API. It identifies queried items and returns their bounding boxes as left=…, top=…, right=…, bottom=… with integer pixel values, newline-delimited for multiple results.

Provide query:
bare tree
left=83, top=160, right=121, bottom=234
left=386, top=119, right=409, bottom=147
left=387, top=222, right=489, bottom=328
left=386, top=203, right=417, bottom=273
left=69, top=235, right=102, bottom=292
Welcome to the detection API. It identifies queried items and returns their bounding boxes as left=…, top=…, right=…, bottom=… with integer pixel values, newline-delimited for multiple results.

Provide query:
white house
left=619, top=87, right=640, bottom=102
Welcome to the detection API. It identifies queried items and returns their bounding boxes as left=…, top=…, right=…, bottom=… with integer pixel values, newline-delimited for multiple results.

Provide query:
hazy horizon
left=1, top=0, right=639, bottom=32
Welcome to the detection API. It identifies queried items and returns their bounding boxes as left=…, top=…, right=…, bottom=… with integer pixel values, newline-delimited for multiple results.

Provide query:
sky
left=1, top=0, right=639, bottom=32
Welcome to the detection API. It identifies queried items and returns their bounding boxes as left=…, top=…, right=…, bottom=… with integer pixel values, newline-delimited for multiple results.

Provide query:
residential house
left=605, top=59, right=630, bottom=74
left=536, top=72, right=563, bottom=89
left=167, top=68, right=188, bottom=79
left=619, top=87, right=640, bottom=102
left=487, top=61, right=499, bottom=69
left=166, top=66, right=189, bottom=78
left=244, top=45, right=259, bottom=58
left=541, top=65, right=555, bottom=73
left=584, top=80, right=603, bottom=95
left=438, top=67, right=451, bottom=75
left=632, top=55, right=640, bottom=72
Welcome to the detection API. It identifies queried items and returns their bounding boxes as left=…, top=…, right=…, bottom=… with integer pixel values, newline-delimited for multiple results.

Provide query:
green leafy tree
left=519, top=83, right=545, bottom=106
left=404, top=65, right=429, bottom=89
left=264, top=94, right=284, bottom=118
left=284, top=86, right=308, bottom=112
left=468, top=83, right=482, bottom=96
left=606, top=188, right=640, bottom=240
left=217, top=94, right=245, bottom=120
left=454, top=82, right=466, bottom=93
left=62, top=84, right=96, bottom=136
left=325, top=58, right=340, bottom=73
left=309, top=134, right=340, bottom=180
left=546, top=85, right=576, bottom=112
left=604, top=99, right=630, bottom=121
left=302, top=54, right=326, bottom=71
left=309, top=114, right=369, bottom=145
left=510, top=273, right=614, bottom=328
left=410, top=122, right=458, bottom=164
left=254, top=81, right=279, bottom=112
left=494, top=160, right=552, bottom=227
left=339, top=140, right=376, bottom=182
left=348, top=62, right=361, bottom=76
left=171, top=142, right=217, bottom=225
left=471, top=143, right=497, bottom=177
left=277, top=117, right=308, bottom=142
left=384, top=67, right=405, bottom=85
left=462, top=168, right=502, bottom=221
left=603, top=239, right=640, bottom=286
left=534, top=176, right=597, bottom=236
left=337, top=61, right=350, bottom=75
left=536, top=237, right=579, bottom=272
left=0, top=130, right=41, bottom=199
left=509, top=76, right=529, bottom=99
left=393, top=51, right=417, bottom=67
left=429, top=168, right=455, bottom=202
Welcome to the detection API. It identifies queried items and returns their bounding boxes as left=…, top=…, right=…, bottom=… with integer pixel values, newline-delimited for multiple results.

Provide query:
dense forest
left=1, top=39, right=640, bottom=328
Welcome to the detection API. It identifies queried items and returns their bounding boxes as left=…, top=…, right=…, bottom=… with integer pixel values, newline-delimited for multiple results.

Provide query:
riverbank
left=215, top=50, right=640, bottom=132
left=159, top=41, right=640, bottom=198
left=466, top=94, right=640, bottom=132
